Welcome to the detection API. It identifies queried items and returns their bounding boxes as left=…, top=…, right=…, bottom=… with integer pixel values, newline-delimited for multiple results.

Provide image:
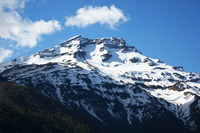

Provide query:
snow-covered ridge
left=0, top=35, right=199, bottom=130
left=0, top=35, right=199, bottom=100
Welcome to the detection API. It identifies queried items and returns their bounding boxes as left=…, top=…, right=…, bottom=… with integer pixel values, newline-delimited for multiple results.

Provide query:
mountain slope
left=0, top=35, right=199, bottom=132
left=0, top=80, right=100, bottom=133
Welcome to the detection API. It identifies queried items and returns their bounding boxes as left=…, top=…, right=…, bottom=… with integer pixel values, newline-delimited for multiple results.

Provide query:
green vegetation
left=0, top=81, right=101, bottom=133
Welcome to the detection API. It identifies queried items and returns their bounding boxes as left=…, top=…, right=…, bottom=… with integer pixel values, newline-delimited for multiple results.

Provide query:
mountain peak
left=0, top=36, right=200, bottom=132
left=60, top=35, right=82, bottom=46
left=83, top=36, right=138, bottom=50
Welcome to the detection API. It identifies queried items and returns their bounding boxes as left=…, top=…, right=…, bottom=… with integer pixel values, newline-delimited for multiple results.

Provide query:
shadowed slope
left=0, top=81, right=101, bottom=133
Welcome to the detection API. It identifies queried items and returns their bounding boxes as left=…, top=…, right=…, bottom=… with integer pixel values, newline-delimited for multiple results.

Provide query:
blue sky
left=0, top=0, right=199, bottom=74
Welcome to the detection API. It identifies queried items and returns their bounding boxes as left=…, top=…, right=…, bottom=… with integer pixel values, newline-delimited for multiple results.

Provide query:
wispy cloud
left=65, top=5, right=128, bottom=29
left=0, top=0, right=61, bottom=48
left=0, top=48, right=13, bottom=62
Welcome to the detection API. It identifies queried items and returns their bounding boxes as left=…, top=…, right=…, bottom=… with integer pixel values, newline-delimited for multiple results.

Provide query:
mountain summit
left=0, top=36, right=199, bottom=132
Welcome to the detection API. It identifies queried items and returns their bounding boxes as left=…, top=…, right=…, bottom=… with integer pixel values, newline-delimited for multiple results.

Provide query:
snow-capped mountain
left=0, top=35, right=199, bottom=132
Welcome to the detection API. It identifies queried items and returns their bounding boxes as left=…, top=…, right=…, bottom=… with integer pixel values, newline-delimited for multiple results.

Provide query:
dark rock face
left=142, top=58, right=156, bottom=66
left=173, top=72, right=185, bottom=79
left=173, top=66, right=184, bottom=71
left=129, top=57, right=140, bottom=63
left=74, top=50, right=86, bottom=58
left=189, top=96, right=200, bottom=132
left=169, top=81, right=189, bottom=91
left=101, top=52, right=112, bottom=62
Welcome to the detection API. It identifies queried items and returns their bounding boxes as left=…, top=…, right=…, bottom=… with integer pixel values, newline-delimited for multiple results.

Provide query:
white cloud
left=15, top=19, right=61, bottom=47
left=0, top=0, right=61, bottom=48
left=0, top=48, right=13, bottom=62
left=65, top=5, right=128, bottom=29
left=0, top=0, right=27, bottom=10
